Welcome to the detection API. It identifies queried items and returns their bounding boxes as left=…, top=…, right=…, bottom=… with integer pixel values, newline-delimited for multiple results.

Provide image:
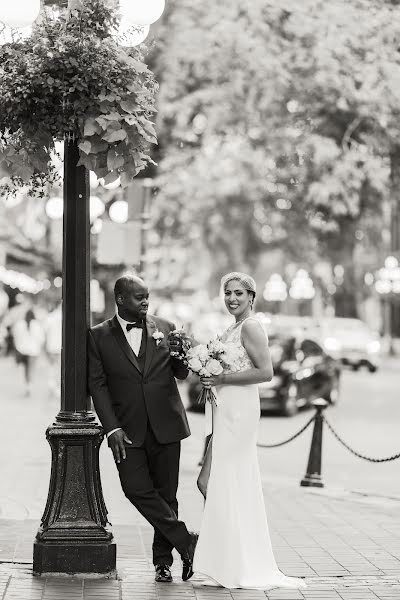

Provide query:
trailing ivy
left=0, top=0, right=158, bottom=197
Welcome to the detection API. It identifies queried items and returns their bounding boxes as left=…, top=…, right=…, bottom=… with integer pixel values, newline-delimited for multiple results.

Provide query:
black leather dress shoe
left=155, top=564, right=172, bottom=583
left=181, top=532, right=198, bottom=581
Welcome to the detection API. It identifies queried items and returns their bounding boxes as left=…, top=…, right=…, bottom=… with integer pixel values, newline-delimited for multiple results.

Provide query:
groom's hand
left=108, top=429, right=132, bottom=463
left=168, top=332, right=183, bottom=353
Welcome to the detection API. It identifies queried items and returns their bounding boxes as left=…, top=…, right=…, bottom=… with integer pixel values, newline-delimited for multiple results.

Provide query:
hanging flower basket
left=0, top=0, right=158, bottom=197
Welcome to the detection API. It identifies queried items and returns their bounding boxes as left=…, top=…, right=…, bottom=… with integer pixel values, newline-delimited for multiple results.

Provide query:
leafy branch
left=0, top=0, right=158, bottom=197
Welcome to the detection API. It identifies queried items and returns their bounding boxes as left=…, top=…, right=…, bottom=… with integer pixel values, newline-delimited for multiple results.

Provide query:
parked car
left=318, top=317, right=381, bottom=372
left=186, top=334, right=341, bottom=417
left=267, top=314, right=319, bottom=339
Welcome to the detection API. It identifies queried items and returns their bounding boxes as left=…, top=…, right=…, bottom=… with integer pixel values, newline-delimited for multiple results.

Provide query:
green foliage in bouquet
left=0, top=0, right=158, bottom=197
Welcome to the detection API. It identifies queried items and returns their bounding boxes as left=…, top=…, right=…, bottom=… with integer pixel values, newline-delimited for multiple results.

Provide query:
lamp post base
left=33, top=541, right=116, bottom=577
left=33, top=420, right=116, bottom=576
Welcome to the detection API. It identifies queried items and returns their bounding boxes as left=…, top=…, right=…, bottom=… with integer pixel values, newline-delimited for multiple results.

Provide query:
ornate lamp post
left=0, top=0, right=163, bottom=576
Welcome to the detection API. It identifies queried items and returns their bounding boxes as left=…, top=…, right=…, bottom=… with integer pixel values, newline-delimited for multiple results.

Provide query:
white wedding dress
left=193, top=317, right=306, bottom=590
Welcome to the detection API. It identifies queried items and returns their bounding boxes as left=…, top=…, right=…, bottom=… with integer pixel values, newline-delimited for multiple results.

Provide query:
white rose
left=187, top=344, right=209, bottom=361
left=208, top=339, right=226, bottom=354
left=188, top=357, right=203, bottom=373
left=197, top=345, right=211, bottom=362
left=205, top=359, right=223, bottom=376
left=199, top=367, right=211, bottom=377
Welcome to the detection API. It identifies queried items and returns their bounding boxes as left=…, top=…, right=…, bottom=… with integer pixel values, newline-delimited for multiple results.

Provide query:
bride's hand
left=200, top=374, right=225, bottom=388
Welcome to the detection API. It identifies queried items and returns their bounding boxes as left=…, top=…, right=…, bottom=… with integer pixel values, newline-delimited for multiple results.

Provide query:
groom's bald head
left=114, top=275, right=147, bottom=299
left=114, top=275, right=149, bottom=321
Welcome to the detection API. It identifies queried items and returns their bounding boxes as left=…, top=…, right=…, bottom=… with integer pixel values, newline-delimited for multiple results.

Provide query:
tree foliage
left=150, top=0, right=400, bottom=309
left=0, top=0, right=158, bottom=197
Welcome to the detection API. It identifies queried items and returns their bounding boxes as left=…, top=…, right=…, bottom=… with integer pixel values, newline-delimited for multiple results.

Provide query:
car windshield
left=323, top=318, right=373, bottom=340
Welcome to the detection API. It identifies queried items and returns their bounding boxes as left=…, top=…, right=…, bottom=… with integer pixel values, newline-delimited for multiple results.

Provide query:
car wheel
left=325, top=374, right=340, bottom=405
left=368, top=365, right=377, bottom=373
left=281, top=383, right=299, bottom=417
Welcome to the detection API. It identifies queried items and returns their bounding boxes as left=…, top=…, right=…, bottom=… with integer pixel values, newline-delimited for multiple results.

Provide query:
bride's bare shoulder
left=241, top=318, right=268, bottom=340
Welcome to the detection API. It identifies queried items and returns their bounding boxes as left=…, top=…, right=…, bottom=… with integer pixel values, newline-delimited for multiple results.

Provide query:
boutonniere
left=152, top=329, right=164, bottom=346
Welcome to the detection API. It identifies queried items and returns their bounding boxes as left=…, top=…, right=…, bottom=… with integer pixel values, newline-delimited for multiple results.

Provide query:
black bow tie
left=126, top=321, right=143, bottom=331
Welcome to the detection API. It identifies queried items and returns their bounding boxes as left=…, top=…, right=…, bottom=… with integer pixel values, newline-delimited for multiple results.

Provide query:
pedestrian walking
left=44, top=303, right=62, bottom=397
left=12, top=308, right=44, bottom=397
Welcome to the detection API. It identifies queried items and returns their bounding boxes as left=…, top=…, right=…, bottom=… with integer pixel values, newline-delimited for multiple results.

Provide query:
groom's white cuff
left=107, top=427, right=122, bottom=438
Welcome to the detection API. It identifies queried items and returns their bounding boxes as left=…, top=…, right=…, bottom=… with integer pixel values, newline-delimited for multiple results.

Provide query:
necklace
left=228, top=314, right=250, bottom=330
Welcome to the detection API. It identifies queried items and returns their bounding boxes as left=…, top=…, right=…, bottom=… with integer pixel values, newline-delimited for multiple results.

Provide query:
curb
left=262, top=475, right=400, bottom=508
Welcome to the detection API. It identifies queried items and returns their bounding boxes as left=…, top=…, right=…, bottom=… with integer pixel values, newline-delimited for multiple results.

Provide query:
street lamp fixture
left=45, top=196, right=64, bottom=220
left=0, top=0, right=40, bottom=28
left=109, top=199, right=129, bottom=223
left=119, top=0, right=165, bottom=25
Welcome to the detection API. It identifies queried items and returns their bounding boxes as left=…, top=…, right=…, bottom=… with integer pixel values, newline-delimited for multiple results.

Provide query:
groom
left=87, top=275, right=197, bottom=583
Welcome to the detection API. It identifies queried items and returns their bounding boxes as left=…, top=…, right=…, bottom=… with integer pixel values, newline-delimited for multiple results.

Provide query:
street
left=185, top=360, right=400, bottom=500
left=0, top=354, right=399, bottom=523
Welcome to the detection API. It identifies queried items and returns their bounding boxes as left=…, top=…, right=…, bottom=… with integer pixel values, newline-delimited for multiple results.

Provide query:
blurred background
left=0, top=0, right=399, bottom=501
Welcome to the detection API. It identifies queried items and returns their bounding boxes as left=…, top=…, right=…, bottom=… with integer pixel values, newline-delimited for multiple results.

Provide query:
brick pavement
left=1, top=484, right=400, bottom=599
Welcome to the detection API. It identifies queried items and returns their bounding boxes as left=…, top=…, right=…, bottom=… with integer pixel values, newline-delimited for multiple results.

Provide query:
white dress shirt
left=107, top=313, right=144, bottom=439
left=116, top=312, right=143, bottom=355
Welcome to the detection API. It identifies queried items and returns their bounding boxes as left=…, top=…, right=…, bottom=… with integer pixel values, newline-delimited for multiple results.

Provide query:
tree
left=150, top=0, right=400, bottom=312
left=275, top=0, right=398, bottom=314
left=150, top=0, right=316, bottom=291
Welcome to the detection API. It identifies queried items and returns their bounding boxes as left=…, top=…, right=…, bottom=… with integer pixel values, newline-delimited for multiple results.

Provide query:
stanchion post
left=300, top=398, right=329, bottom=488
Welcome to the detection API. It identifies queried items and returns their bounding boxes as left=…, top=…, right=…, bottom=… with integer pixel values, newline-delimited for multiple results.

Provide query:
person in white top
left=12, top=308, right=45, bottom=397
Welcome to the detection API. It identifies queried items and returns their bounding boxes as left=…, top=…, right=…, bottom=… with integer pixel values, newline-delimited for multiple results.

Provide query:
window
left=301, top=339, right=323, bottom=358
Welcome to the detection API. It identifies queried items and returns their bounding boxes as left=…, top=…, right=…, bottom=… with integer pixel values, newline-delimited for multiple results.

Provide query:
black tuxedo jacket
left=87, top=314, right=190, bottom=446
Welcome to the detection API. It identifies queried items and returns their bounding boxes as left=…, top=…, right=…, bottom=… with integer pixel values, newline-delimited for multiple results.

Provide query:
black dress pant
left=117, top=423, right=190, bottom=565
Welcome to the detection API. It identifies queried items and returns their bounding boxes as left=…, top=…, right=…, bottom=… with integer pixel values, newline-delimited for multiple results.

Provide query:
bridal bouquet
left=186, top=338, right=243, bottom=405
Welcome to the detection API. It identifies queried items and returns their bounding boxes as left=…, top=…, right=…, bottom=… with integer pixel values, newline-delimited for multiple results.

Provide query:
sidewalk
left=1, top=475, right=400, bottom=599
left=0, top=355, right=399, bottom=599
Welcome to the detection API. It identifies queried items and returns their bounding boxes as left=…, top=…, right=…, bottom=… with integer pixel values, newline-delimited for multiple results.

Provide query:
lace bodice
left=222, top=317, right=255, bottom=373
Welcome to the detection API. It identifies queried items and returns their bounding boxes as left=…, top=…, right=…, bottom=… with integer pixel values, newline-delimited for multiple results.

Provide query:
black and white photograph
left=0, top=1, right=399, bottom=599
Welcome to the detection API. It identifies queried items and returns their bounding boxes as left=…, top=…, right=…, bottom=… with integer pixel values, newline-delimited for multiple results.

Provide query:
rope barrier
left=323, top=415, right=400, bottom=463
left=257, top=414, right=316, bottom=448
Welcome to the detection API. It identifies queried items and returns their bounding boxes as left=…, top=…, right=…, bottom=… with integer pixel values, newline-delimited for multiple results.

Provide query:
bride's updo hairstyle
left=221, top=272, right=257, bottom=307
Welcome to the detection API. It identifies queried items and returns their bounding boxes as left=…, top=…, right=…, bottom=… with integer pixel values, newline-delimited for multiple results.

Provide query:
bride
left=192, top=271, right=306, bottom=590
